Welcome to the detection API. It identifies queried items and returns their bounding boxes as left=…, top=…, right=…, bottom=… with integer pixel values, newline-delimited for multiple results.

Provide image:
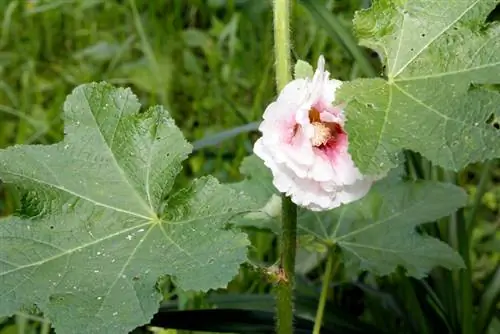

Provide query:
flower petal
left=252, top=55, right=375, bottom=211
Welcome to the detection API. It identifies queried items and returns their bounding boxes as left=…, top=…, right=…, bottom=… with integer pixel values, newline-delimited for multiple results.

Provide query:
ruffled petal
left=252, top=55, right=375, bottom=212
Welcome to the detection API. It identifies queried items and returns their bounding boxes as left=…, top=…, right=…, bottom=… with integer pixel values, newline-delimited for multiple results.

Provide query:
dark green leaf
left=340, top=0, right=500, bottom=174
left=0, top=83, right=251, bottom=334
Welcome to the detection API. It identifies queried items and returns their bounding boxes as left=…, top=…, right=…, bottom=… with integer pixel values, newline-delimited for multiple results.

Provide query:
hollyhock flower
left=253, top=55, right=374, bottom=211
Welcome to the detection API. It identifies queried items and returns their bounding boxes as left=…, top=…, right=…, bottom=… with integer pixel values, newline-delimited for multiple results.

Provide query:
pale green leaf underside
left=0, top=83, right=250, bottom=334
left=230, top=155, right=281, bottom=233
left=340, top=0, right=500, bottom=174
left=234, top=155, right=465, bottom=278
left=294, top=59, right=314, bottom=79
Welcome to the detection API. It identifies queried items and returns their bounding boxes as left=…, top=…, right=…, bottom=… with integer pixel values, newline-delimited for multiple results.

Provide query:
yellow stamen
left=311, top=122, right=331, bottom=146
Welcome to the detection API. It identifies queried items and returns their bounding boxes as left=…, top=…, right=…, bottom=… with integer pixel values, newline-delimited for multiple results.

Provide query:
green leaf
left=294, top=59, right=314, bottom=79
left=340, top=0, right=500, bottom=174
left=298, top=179, right=467, bottom=278
left=233, top=154, right=465, bottom=277
left=192, top=121, right=260, bottom=151
left=230, top=155, right=281, bottom=233
left=0, top=82, right=250, bottom=334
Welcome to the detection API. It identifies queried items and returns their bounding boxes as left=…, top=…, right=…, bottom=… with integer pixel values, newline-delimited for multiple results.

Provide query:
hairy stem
left=274, top=0, right=292, bottom=90
left=273, top=2, right=296, bottom=332
left=276, top=195, right=298, bottom=334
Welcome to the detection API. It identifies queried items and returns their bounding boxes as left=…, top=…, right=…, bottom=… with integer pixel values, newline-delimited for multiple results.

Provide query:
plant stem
left=277, top=196, right=297, bottom=334
left=273, top=1, right=297, bottom=333
left=457, top=206, right=473, bottom=334
left=466, top=160, right=493, bottom=234
left=460, top=159, right=493, bottom=334
left=477, top=267, right=500, bottom=333
left=450, top=163, right=472, bottom=334
left=274, top=0, right=292, bottom=90
left=313, top=253, right=337, bottom=334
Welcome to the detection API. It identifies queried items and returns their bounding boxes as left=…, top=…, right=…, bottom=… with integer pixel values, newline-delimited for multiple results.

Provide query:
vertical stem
left=457, top=160, right=492, bottom=334
left=273, top=0, right=292, bottom=90
left=277, top=197, right=297, bottom=334
left=466, top=160, right=492, bottom=234
left=457, top=206, right=473, bottom=334
left=313, top=253, right=337, bottom=334
left=273, top=2, right=296, bottom=334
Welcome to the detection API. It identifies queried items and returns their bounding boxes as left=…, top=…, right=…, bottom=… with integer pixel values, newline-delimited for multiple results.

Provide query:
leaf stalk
left=313, top=252, right=338, bottom=334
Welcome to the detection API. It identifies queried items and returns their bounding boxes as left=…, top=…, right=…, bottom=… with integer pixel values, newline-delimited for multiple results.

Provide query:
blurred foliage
left=0, top=0, right=498, bottom=333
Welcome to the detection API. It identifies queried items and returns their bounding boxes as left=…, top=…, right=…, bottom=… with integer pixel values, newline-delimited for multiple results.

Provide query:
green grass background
left=0, top=0, right=498, bottom=333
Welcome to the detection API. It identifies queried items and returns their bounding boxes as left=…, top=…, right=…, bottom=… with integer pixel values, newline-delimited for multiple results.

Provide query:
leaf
left=230, top=155, right=281, bottom=233
left=294, top=60, right=314, bottom=79
left=233, top=154, right=465, bottom=277
left=0, top=83, right=250, bottom=334
left=339, top=0, right=500, bottom=174
left=192, top=121, right=260, bottom=151
left=298, top=179, right=467, bottom=278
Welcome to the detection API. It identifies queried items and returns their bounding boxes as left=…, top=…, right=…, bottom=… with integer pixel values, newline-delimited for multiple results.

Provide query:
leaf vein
left=393, top=0, right=480, bottom=77
left=2, top=170, right=151, bottom=220
left=96, top=225, right=155, bottom=317
left=81, top=88, right=153, bottom=216
left=0, top=222, right=151, bottom=278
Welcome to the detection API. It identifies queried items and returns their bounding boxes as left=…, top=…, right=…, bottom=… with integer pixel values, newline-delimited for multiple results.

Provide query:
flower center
left=308, top=107, right=342, bottom=147
left=311, top=122, right=332, bottom=146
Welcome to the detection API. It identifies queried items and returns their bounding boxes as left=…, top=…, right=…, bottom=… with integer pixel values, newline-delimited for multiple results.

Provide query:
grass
left=0, top=0, right=499, bottom=333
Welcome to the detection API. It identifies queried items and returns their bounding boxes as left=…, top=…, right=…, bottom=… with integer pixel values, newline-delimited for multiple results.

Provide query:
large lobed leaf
left=0, top=83, right=250, bottom=334
left=235, top=155, right=465, bottom=277
left=299, top=179, right=466, bottom=278
left=339, top=0, right=500, bottom=174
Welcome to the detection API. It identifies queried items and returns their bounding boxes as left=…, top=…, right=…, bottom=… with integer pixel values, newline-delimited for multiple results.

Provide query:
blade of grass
left=476, top=266, right=500, bottom=333
left=127, top=0, right=165, bottom=105
left=298, top=0, right=377, bottom=78
left=0, top=0, right=18, bottom=49
left=467, top=160, right=493, bottom=234
left=192, top=122, right=260, bottom=151
left=398, top=274, right=429, bottom=334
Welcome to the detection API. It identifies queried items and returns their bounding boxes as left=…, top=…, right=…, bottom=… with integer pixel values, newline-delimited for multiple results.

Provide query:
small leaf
left=0, top=82, right=250, bottom=334
left=294, top=59, right=314, bottom=79
left=230, top=155, right=280, bottom=233
left=340, top=0, right=500, bottom=174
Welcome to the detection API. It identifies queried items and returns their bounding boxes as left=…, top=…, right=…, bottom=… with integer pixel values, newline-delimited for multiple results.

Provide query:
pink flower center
left=308, top=107, right=344, bottom=148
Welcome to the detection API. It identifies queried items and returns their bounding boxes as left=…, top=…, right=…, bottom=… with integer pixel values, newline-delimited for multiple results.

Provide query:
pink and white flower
left=253, top=55, right=374, bottom=211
